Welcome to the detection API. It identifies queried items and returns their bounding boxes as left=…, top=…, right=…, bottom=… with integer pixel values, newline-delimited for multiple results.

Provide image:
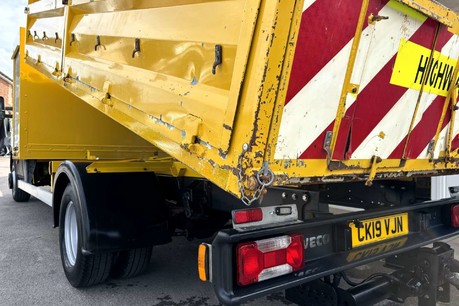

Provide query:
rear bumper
left=211, top=197, right=459, bottom=305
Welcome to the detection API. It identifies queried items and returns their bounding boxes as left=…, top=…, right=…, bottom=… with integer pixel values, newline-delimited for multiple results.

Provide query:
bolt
left=292, top=193, right=298, bottom=201
left=242, top=143, right=249, bottom=151
left=281, top=192, right=287, bottom=199
left=302, top=193, right=310, bottom=203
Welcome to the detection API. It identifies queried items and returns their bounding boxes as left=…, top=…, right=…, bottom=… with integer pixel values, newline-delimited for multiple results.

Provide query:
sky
left=0, top=1, right=27, bottom=79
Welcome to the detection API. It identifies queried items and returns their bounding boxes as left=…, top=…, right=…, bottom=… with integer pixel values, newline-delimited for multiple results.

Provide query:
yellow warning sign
left=390, top=39, right=458, bottom=97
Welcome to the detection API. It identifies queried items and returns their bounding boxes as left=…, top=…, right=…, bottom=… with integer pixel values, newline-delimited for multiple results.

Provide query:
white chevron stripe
left=275, top=4, right=426, bottom=159
left=438, top=36, right=459, bottom=159
left=303, top=0, right=316, bottom=12
left=352, top=35, right=459, bottom=159
left=418, top=125, right=449, bottom=158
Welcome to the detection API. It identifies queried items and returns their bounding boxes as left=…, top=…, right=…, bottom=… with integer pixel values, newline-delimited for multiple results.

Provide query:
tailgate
left=270, top=0, right=459, bottom=184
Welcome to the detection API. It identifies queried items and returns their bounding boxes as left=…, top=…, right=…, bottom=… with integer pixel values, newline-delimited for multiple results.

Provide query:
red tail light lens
left=286, top=234, right=304, bottom=270
left=233, top=208, right=263, bottom=224
left=451, top=205, right=459, bottom=227
left=237, top=234, right=304, bottom=286
left=237, top=242, right=263, bottom=286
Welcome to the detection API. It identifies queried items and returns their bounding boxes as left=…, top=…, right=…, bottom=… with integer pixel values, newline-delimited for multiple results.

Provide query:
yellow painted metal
left=430, top=56, right=459, bottom=160
left=329, top=0, right=371, bottom=159
left=264, top=0, right=459, bottom=188
left=28, top=0, right=65, bottom=17
left=397, top=0, right=459, bottom=31
left=50, top=161, right=62, bottom=174
left=265, top=0, right=305, bottom=162
left=402, top=24, right=441, bottom=160
left=349, top=213, right=409, bottom=248
left=14, top=26, right=161, bottom=161
left=20, top=0, right=459, bottom=201
left=23, top=0, right=299, bottom=199
left=445, top=61, right=459, bottom=159
left=270, top=158, right=459, bottom=187
left=85, top=160, right=202, bottom=178
left=62, top=0, right=260, bottom=154
left=365, top=156, right=382, bottom=186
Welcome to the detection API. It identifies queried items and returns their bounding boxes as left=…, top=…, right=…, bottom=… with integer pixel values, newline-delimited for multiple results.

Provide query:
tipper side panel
left=269, top=0, right=459, bottom=185
left=23, top=0, right=300, bottom=198
left=25, top=0, right=459, bottom=200
left=14, top=28, right=161, bottom=161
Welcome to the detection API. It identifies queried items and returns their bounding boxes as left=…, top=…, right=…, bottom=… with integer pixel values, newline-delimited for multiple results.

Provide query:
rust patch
left=328, top=160, right=364, bottom=171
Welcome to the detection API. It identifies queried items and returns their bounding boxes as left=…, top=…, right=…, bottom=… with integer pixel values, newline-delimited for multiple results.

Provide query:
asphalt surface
left=0, top=157, right=291, bottom=306
left=1, top=156, right=459, bottom=306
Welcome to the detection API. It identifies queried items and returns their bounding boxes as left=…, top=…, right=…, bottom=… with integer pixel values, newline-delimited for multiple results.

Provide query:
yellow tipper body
left=17, top=0, right=459, bottom=199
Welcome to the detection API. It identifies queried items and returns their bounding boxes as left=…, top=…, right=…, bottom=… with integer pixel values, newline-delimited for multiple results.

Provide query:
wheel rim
left=64, top=201, right=78, bottom=266
left=11, top=170, right=16, bottom=191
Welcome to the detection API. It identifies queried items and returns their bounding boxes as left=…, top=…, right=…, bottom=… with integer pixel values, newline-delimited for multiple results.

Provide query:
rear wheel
left=59, top=184, right=112, bottom=287
left=111, top=247, right=153, bottom=279
left=10, top=163, right=30, bottom=202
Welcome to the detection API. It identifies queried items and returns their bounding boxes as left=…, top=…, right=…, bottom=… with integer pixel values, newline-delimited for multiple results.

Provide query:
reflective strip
left=351, top=31, right=459, bottom=159
left=333, top=19, right=441, bottom=160
left=258, top=264, right=292, bottom=282
left=232, top=204, right=299, bottom=232
left=276, top=3, right=426, bottom=159
left=302, top=0, right=316, bottom=12
left=285, top=0, right=388, bottom=104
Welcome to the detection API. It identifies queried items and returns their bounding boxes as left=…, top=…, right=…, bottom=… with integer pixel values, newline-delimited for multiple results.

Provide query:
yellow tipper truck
left=7, top=0, right=459, bottom=304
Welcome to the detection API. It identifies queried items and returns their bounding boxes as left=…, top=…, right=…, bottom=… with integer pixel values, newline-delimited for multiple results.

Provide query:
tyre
left=59, top=184, right=112, bottom=287
left=11, top=164, right=30, bottom=202
left=110, top=247, right=153, bottom=279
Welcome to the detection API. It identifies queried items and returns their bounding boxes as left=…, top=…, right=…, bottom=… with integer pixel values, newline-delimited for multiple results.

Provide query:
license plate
left=349, top=213, right=409, bottom=248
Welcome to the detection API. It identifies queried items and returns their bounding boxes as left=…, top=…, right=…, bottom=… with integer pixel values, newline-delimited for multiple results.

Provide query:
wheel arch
left=53, top=161, right=171, bottom=254
left=53, top=161, right=91, bottom=251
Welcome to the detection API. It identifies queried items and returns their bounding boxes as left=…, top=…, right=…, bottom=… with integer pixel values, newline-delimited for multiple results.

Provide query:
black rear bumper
left=211, top=197, right=459, bottom=305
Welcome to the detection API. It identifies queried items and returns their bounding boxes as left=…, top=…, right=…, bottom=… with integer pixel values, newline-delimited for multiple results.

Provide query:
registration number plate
left=349, top=213, right=409, bottom=248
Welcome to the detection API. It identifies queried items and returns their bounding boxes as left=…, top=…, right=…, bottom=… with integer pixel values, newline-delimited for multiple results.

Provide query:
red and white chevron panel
left=275, top=0, right=459, bottom=161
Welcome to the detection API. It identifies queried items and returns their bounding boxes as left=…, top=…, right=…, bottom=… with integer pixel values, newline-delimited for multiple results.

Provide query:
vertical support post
left=328, top=0, right=370, bottom=162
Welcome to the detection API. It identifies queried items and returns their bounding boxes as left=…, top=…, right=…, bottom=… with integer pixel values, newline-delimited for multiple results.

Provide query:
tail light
left=451, top=205, right=459, bottom=227
left=233, top=208, right=263, bottom=224
left=237, top=234, right=304, bottom=286
left=232, top=205, right=299, bottom=231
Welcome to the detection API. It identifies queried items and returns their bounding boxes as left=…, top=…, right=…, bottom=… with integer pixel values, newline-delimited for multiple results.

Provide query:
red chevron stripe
left=285, top=0, right=388, bottom=104
left=388, top=96, right=451, bottom=158
left=332, top=20, right=452, bottom=160
left=388, top=27, right=455, bottom=159
left=299, top=19, right=448, bottom=160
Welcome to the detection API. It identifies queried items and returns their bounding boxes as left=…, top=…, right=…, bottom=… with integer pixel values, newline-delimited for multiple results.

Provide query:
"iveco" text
left=304, top=234, right=330, bottom=249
